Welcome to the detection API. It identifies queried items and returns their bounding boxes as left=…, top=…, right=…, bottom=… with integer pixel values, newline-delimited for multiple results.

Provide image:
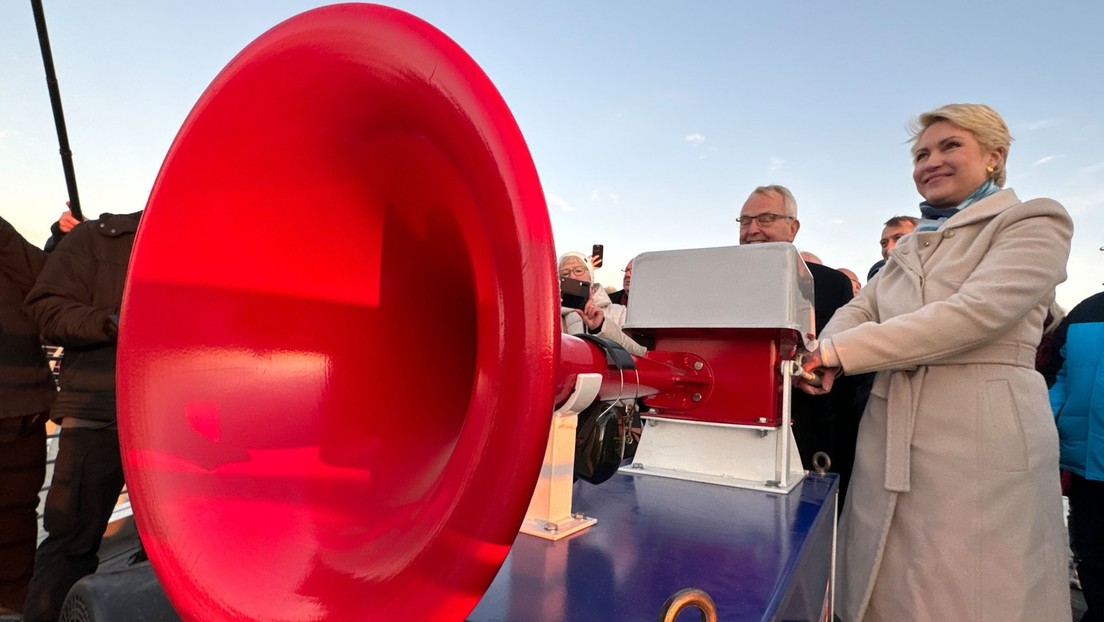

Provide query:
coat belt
left=880, top=342, right=1038, bottom=492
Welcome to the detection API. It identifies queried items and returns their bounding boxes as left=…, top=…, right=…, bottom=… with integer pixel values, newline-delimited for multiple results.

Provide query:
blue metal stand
left=469, top=471, right=837, bottom=621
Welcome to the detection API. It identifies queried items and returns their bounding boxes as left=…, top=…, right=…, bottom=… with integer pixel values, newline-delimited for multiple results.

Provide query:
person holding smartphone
left=557, top=251, right=644, bottom=356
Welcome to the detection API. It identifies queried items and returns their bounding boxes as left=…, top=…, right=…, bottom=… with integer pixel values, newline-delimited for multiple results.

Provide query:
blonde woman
left=799, top=104, right=1073, bottom=621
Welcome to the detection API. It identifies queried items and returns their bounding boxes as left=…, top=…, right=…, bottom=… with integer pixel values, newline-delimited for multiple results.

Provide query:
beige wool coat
left=819, top=189, right=1073, bottom=622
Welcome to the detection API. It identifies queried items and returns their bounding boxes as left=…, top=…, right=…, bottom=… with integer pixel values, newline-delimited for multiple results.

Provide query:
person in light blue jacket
left=1050, top=286, right=1104, bottom=622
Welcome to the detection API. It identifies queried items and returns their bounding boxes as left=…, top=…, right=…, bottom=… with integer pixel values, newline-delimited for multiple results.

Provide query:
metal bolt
left=757, top=429, right=768, bottom=438
left=757, top=417, right=768, bottom=423
left=631, top=462, right=644, bottom=469
left=572, top=512, right=587, bottom=520
left=693, top=361, right=703, bottom=371
left=691, top=392, right=702, bottom=402
left=544, top=522, right=559, bottom=532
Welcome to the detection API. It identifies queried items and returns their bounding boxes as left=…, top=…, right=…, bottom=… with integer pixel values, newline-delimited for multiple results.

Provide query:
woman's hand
left=577, top=299, right=604, bottom=332
left=795, top=348, right=838, bottom=395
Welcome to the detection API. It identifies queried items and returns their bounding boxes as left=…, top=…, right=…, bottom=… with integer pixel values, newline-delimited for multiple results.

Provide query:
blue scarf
left=916, top=180, right=1000, bottom=232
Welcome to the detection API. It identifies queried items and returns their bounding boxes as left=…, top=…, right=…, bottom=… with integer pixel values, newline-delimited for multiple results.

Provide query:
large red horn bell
left=117, top=5, right=556, bottom=620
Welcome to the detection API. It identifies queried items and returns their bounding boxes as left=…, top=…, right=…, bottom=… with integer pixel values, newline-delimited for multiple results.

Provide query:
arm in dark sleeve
left=1037, top=319, right=1068, bottom=388
left=44, top=220, right=65, bottom=253
left=0, top=216, right=48, bottom=295
left=25, top=226, right=116, bottom=347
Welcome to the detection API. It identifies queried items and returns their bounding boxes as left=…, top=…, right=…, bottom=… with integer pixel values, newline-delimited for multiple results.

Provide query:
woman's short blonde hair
left=908, top=103, right=1013, bottom=186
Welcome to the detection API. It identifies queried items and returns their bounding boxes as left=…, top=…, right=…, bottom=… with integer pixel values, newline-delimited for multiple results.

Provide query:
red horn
left=118, top=5, right=557, bottom=620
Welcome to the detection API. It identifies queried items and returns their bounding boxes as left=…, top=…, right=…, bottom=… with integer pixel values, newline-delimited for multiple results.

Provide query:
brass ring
left=657, top=588, right=718, bottom=622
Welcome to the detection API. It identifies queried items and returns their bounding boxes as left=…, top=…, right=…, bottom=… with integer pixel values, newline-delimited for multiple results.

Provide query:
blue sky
left=2, top=1, right=1101, bottom=309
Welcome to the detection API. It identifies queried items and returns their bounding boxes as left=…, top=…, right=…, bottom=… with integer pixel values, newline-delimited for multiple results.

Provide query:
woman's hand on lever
left=796, top=348, right=838, bottom=395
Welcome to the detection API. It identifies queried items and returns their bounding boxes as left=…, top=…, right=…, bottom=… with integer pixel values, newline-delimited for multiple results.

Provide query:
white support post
left=779, top=359, right=795, bottom=490
left=519, top=373, right=603, bottom=540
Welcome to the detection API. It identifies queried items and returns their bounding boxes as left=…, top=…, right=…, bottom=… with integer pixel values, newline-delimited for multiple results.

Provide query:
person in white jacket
left=558, top=252, right=645, bottom=356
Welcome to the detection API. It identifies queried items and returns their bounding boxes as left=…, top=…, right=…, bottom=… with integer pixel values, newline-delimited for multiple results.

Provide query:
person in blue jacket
left=1050, top=282, right=1104, bottom=622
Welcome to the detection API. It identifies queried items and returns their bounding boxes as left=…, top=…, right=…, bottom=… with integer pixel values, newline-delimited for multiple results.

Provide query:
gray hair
left=750, top=185, right=798, bottom=217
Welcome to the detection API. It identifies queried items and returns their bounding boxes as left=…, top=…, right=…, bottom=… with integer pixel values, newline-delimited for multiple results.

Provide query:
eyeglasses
left=559, top=266, right=588, bottom=278
left=738, top=213, right=793, bottom=228
left=621, top=268, right=632, bottom=275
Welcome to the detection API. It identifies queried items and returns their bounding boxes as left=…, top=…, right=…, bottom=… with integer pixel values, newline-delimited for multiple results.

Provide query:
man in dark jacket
left=42, top=207, right=83, bottom=254
left=22, top=211, right=140, bottom=622
left=738, top=185, right=864, bottom=502
left=0, top=217, right=58, bottom=617
left=608, top=259, right=632, bottom=305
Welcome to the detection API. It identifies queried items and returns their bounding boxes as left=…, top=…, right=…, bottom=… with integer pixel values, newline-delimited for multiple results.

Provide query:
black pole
left=30, top=0, right=82, bottom=220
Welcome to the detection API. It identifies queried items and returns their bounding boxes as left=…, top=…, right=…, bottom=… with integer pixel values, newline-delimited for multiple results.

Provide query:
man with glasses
left=738, top=185, right=862, bottom=503
left=609, top=259, right=632, bottom=306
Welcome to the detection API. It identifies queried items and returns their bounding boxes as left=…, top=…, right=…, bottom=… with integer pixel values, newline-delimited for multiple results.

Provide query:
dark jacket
left=43, top=219, right=66, bottom=253
left=25, top=212, right=141, bottom=422
left=789, top=262, right=856, bottom=467
left=0, top=217, right=56, bottom=418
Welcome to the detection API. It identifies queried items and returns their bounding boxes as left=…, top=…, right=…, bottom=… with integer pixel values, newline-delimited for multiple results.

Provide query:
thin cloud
left=607, top=193, right=619, bottom=204
left=547, top=193, right=574, bottom=213
left=1024, top=119, right=1060, bottom=131
left=685, top=133, right=705, bottom=144
left=1031, top=155, right=1061, bottom=167
left=768, top=157, right=784, bottom=171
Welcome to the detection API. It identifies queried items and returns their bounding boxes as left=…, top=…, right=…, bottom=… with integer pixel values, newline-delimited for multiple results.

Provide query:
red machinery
left=117, top=5, right=819, bottom=622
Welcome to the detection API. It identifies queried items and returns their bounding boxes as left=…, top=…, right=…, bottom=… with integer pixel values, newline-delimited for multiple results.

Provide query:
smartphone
left=560, top=276, right=591, bottom=309
left=591, top=244, right=604, bottom=269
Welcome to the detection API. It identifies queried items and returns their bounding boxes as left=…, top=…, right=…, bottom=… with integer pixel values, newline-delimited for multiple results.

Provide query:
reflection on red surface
left=117, top=5, right=555, bottom=621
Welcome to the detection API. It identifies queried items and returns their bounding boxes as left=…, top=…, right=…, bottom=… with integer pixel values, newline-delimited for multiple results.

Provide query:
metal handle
left=657, top=588, right=718, bottom=622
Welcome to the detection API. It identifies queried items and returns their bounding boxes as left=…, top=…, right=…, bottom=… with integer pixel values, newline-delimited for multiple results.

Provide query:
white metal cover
left=623, top=243, right=816, bottom=348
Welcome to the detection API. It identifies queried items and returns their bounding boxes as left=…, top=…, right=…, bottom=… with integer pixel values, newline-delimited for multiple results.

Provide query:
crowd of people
left=2, top=102, right=1101, bottom=622
left=558, top=103, right=1102, bottom=622
left=1, top=208, right=139, bottom=622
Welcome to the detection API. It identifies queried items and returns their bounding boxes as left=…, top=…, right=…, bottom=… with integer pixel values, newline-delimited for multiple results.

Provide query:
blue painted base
left=469, top=471, right=838, bottom=622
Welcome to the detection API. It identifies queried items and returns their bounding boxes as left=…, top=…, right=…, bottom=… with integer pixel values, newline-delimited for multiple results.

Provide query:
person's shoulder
left=590, top=285, right=612, bottom=306
left=91, top=211, right=142, bottom=237
left=867, top=259, right=886, bottom=281
left=999, top=190, right=1069, bottom=221
left=1067, top=292, right=1104, bottom=324
left=807, top=262, right=852, bottom=288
